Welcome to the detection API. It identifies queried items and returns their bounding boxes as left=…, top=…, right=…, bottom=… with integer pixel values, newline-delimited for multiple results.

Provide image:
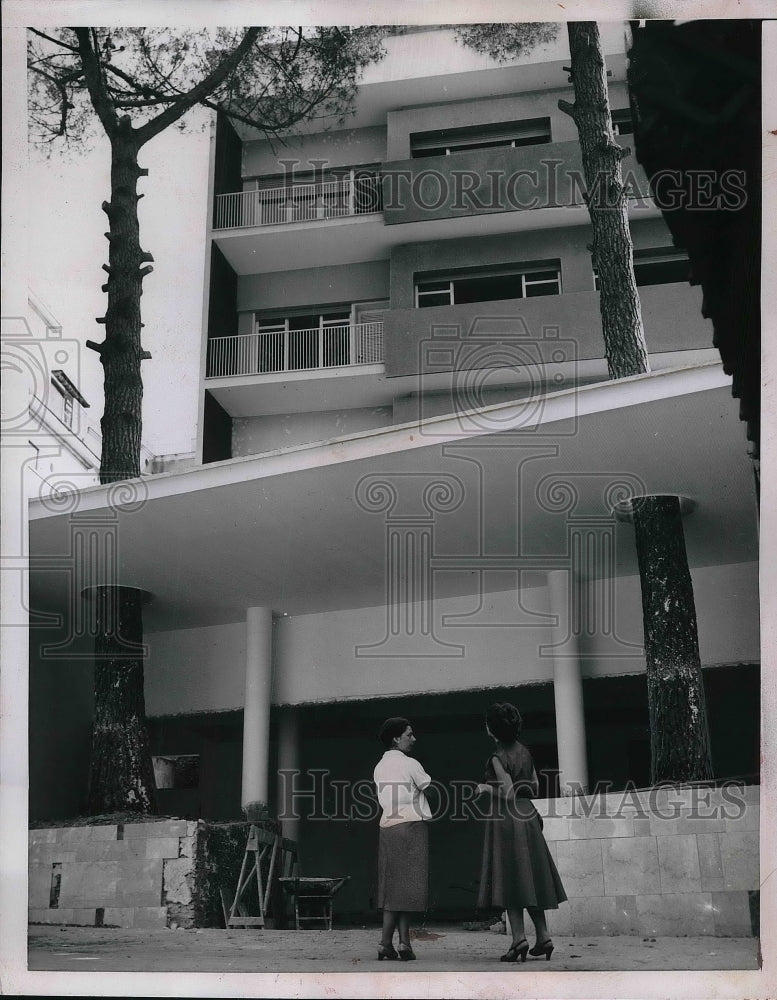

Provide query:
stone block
left=652, top=786, right=695, bottom=812
left=722, top=801, right=760, bottom=833
left=635, top=892, right=715, bottom=936
left=673, top=814, right=726, bottom=835
left=59, top=862, right=119, bottom=905
left=102, top=907, right=135, bottom=928
left=540, top=816, right=569, bottom=841
left=72, top=908, right=100, bottom=926
left=697, top=833, right=724, bottom=892
left=55, top=827, right=100, bottom=844
left=536, top=796, right=577, bottom=819
left=85, top=825, right=120, bottom=841
left=568, top=895, right=619, bottom=935
left=29, top=829, right=57, bottom=845
left=712, top=890, right=753, bottom=937
left=555, top=839, right=604, bottom=897
left=112, top=892, right=164, bottom=908
left=648, top=814, right=681, bottom=837
left=163, top=858, right=194, bottom=905
left=74, top=841, right=131, bottom=862
left=603, top=789, right=650, bottom=818
left=123, top=820, right=189, bottom=839
left=132, top=906, right=169, bottom=929
left=719, top=831, right=759, bottom=891
left=143, top=837, right=181, bottom=860
left=613, top=895, right=640, bottom=934
left=657, top=834, right=701, bottom=893
left=546, top=902, right=573, bottom=936
left=633, top=818, right=652, bottom=837
left=571, top=816, right=635, bottom=840
left=178, top=835, right=196, bottom=859
left=602, top=837, right=660, bottom=896
left=28, top=908, right=76, bottom=924
left=28, top=846, right=76, bottom=865
left=28, top=866, right=54, bottom=908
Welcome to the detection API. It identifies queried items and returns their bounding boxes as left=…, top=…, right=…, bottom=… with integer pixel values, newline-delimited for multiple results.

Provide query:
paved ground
left=28, top=924, right=760, bottom=974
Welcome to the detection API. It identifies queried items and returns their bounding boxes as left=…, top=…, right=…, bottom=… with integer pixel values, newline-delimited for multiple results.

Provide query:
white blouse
left=373, top=749, right=433, bottom=828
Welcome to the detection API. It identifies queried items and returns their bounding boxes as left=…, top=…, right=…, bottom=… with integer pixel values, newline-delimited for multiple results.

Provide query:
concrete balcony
left=381, top=140, right=651, bottom=227
left=383, top=282, right=712, bottom=377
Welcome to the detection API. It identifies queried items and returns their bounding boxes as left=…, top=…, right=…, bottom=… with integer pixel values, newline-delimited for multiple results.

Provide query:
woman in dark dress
left=476, top=702, right=567, bottom=963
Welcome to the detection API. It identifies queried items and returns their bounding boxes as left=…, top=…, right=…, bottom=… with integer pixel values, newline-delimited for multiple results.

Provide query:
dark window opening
left=416, top=261, right=561, bottom=308
left=410, top=117, right=551, bottom=158
left=593, top=247, right=691, bottom=289
left=611, top=109, right=634, bottom=136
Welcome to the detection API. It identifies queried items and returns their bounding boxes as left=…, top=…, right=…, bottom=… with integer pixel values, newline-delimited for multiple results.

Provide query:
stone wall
left=28, top=786, right=759, bottom=936
left=539, top=785, right=759, bottom=937
left=28, top=820, right=199, bottom=929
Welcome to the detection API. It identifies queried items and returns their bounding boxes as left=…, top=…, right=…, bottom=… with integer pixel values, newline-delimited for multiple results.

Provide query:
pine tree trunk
left=562, top=22, right=650, bottom=379
left=86, top=585, right=157, bottom=814
left=631, top=495, right=714, bottom=784
left=96, top=119, right=152, bottom=484
left=84, top=121, right=157, bottom=814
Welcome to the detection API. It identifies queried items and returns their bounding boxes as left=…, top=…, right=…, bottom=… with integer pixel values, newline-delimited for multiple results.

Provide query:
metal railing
left=206, top=322, right=384, bottom=378
left=214, top=174, right=383, bottom=230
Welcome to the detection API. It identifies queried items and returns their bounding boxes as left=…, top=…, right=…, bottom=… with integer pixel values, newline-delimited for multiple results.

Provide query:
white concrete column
left=546, top=570, right=589, bottom=795
left=241, top=606, right=274, bottom=812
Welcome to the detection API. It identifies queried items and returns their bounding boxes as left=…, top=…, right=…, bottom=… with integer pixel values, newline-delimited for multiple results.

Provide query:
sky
left=27, top=109, right=211, bottom=458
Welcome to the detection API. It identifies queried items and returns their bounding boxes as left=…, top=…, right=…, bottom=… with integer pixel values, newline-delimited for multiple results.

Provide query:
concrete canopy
left=28, top=363, right=757, bottom=632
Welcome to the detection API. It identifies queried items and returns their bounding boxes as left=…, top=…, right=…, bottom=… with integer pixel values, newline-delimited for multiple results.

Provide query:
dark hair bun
left=377, top=717, right=411, bottom=748
left=486, top=702, right=522, bottom=742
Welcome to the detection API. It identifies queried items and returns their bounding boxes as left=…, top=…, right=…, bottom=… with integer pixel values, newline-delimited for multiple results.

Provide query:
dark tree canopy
left=28, top=27, right=386, bottom=150
left=454, top=22, right=560, bottom=60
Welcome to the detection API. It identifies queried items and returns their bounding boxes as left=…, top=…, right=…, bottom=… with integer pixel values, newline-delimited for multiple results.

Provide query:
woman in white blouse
left=372, top=717, right=432, bottom=961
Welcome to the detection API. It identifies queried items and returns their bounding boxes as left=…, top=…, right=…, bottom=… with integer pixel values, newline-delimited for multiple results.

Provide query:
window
left=415, top=261, right=561, bottom=308
left=410, top=118, right=551, bottom=158
left=592, top=247, right=690, bottom=289
left=255, top=309, right=352, bottom=370
left=611, top=109, right=634, bottom=136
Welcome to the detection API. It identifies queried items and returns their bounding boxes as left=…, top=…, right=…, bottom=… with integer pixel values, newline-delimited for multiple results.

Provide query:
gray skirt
left=376, top=821, right=429, bottom=912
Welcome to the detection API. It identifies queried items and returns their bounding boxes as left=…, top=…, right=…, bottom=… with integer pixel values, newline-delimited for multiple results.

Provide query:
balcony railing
left=214, top=174, right=383, bottom=230
left=206, top=322, right=384, bottom=378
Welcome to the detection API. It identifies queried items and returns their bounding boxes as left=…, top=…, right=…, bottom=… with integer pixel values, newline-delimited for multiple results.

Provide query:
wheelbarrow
left=278, top=876, right=350, bottom=930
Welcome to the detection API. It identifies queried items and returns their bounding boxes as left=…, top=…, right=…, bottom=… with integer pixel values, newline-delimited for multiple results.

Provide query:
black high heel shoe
left=398, top=944, right=416, bottom=961
left=377, top=943, right=398, bottom=961
left=529, top=939, right=554, bottom=961
left=500, top=938, right=529, bottom=963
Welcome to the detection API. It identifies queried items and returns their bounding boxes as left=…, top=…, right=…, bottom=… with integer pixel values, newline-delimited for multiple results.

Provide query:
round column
left=241, top=606, right=273, bottom=814
left=546, top=569, right=589, bottom=795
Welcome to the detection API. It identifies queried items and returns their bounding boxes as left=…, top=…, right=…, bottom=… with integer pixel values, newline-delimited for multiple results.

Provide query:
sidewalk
left=28, top=924, right=760, bottom=974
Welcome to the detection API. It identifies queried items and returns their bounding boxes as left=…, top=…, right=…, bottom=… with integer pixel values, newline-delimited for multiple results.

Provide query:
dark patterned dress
left=477, top=742, right=567, bottom=910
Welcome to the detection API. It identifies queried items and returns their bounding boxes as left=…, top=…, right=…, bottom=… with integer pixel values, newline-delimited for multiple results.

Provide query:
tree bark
left=93, top=119, right=151, bottom=483
left=86, top=586, right=157, bottom=814
left=631, top=496, right=713, bottom=784
left=560, top=22, right=650, bottom=379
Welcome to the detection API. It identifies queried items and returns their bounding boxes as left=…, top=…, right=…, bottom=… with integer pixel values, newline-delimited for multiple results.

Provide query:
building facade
left=28, top=25, right=760, bottom=925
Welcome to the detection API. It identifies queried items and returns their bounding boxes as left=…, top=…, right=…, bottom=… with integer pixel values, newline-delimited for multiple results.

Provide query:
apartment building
left=28, top=25, right=760, bottom=925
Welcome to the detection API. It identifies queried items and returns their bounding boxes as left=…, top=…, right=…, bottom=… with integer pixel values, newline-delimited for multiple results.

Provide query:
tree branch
left=74, top=28, right=119, bottom=136
left=29, top=28, right=80, bottom=53
left=135, top=27, right=262, bottom=146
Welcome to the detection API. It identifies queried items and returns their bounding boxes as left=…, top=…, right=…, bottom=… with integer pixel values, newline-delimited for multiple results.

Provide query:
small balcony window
left=592, top=247, right=690, bottom=289
left=410, top=117, right=551, bottom=158
left=611, top=109, right=634, bottom=136
left=415, top=261, right=562, bottom=308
